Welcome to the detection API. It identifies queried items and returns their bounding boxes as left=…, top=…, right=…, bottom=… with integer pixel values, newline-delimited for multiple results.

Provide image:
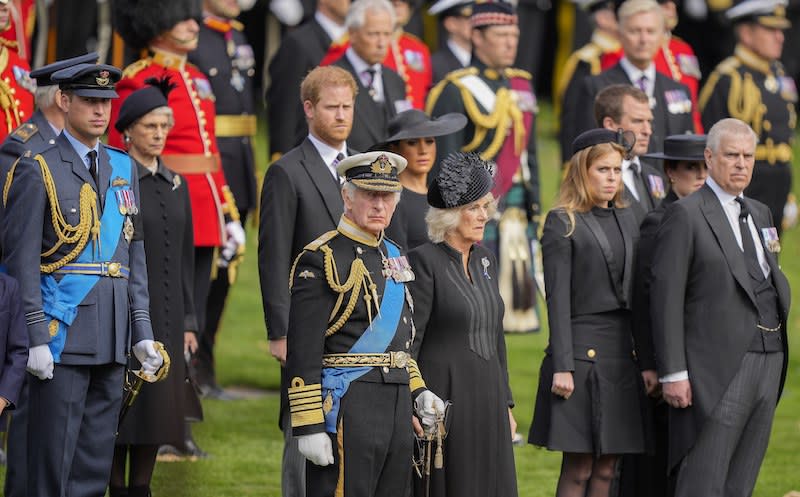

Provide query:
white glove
left=414, top=390, right=446, bottom=431
left=297, top=432, right=334, bottom=466
left=26, top=344, right=54, bottom=380
left=220, top=221, right=246, bottom=267
left=133, top=340, right=163, bottom=376
left=270, top=0, right=304, bottom=26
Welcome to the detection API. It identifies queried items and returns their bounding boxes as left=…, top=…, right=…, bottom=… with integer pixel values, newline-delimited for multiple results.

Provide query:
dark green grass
left=3, top=103, right=797, bottom=496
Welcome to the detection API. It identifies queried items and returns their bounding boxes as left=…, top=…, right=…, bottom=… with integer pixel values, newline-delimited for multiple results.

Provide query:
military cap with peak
left=726, top=0, right=791, bottom=29
left=337, top=151, right=407, bottom=192
left=51, top=63, right=122, bottom=98
left=29, top=52, right=99, bottom=87
left=429, top=0, right=473, bottom=18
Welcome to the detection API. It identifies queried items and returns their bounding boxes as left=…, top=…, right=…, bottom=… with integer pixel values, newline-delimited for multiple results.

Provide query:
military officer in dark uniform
left=1, top=63, right=164, bottom=497
left=188, top=0, right=259, bottom=398
left=286, top=151, right=445, bottom=497
left=0, top=50, right=99, bottom=497
left=426, top=0, right=541, bottom=333
left=699, top=0, right=796, bottom=232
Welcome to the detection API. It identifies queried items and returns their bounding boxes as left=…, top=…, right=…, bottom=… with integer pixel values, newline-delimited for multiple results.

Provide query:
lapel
left=608, top=64, right=632, bottom=85
left=617, top=209, right=635, bottom=306
left=698, top=185, right=757, bottom=308
left=335, top=58, right=385, bottom=143
left=580, top=210, right=626, bottom=305
left=624, top=184, right=647, bottom=223
left=57, top=134, right=94, bottom=187
left=299, top=138, right=343, bottom=225
left=310, top=19, right=332, bottom=57
left=744, top=197, right=791, bottom=316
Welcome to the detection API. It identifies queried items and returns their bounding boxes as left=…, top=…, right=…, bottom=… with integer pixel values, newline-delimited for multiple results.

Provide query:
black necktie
left=631, top=164, right=652, bottom=209
left=87, top=150, right=98, bottom=186
left=735, top=197, right=765, bottom=281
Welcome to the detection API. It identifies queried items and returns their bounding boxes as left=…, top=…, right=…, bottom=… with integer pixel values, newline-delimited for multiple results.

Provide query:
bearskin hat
left=113, top=0, right=203, bottom=50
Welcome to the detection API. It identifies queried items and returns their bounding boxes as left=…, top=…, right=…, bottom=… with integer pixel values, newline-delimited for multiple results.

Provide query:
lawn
left=4, top=102, right=799, bottom=496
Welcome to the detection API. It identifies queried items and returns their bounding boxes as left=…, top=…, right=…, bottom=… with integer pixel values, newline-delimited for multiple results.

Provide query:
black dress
left=408, top=242, right=518, bottom=497
left=385, top=187, right=430, bottom=250
left=529, top=206, right=648, bottom=455
left=116, top=159, right=198, bottom=446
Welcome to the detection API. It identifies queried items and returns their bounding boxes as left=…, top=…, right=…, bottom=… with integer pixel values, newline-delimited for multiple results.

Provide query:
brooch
left=481, top=257, right=491, bottom=279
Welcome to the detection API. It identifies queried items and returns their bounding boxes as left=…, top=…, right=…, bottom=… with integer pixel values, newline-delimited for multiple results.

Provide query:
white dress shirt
left=619, top=57, right=656, bottom=97
left=622, top=157, right=642, bottom=201
left=345, top=47, right=384, bottom=102
left=308, top=133, right=347, bottom=181
left=447, top=39, right=471, bottom=68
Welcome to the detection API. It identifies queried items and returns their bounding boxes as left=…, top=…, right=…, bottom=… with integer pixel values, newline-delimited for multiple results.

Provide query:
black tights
left=110, top=444, right=159, bottom=495
left=555, top=452, right=618, bottom=497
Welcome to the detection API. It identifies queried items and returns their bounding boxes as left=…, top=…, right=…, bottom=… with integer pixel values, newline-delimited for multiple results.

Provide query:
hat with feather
left=428, top=152, right=495, bottom=208
left=113, top=0, right=203, bottom=51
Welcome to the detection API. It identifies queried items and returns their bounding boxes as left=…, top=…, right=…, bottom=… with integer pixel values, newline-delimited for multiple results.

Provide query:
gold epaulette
left=504, top=68, right=532, bottom=80
left=231, top=19, right=244, bottom=31
left=304, top=230, right=339, bottom=251
left=717, top=56, right=742, bottom=75
left=698, top=56, right=741, bottom=111
left=408, top=358, right=427, bottom=392
left=288, top=377, right=325, bottom=428
left=425, top=67, right=478, bottom=114
left=9, top=122, right=37, bottom=143
left=122, top=58, right=151, bottom=79
left=576, top=43, right=603, bottom=68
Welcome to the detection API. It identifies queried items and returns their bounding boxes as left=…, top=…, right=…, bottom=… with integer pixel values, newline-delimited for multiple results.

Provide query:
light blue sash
left=321, top=239, right=405, bottom=433
left=42, top=148, right=131, bottom=361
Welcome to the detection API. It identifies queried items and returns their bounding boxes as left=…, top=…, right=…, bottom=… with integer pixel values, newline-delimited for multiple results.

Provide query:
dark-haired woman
left=528, top=129, right=654, bottom=497
left=380, top=109, right=466, bottom=250
left=409, top=152, right=518, bottom=497
left=109, top=79, right=198, bottom=497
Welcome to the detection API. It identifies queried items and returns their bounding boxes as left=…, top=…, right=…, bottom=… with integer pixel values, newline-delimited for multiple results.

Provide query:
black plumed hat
left=113, top=0, right=203, bottom=50
left=428, top=152, right=495, bottom=208
left=114, top=76, right=177, bottom=132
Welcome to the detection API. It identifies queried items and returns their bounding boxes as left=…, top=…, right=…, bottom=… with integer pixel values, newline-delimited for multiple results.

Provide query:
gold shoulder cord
left=455, top=80, right=525, bottom=160
left=5, top=154, right=100, bottom=273
left=0, top=48, right=20, bottom=133
left=727, top=71, right=766, bottom=135
left=320, top=244, right=380, bottom=337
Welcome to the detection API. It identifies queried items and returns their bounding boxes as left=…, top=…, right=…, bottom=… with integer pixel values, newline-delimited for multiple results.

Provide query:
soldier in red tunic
left=0, top=0, right=33, bottom=142
left=110, top=0, right=245, bottom=458
left=320, top=0, right=432, bottom=109
left=0, top=0, right=33, bottom=61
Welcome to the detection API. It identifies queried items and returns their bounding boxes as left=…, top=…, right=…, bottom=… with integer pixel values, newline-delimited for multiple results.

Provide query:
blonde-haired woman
left=408, top=152, right=518, bottom=497
left=529, top=129, right=654, bottom=497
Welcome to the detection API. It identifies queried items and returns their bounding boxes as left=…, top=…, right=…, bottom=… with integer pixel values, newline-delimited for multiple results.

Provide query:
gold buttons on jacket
left=587, top=349, right=596, bottom=358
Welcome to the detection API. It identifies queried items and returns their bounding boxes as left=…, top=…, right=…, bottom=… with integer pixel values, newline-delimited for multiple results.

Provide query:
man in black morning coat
left=651, top=118, right=790, bottom=497
left=574, top=0, right=694, bottom=154
left=330, top=0, right=410, bottom=153
left=259, top=65, right=357, bottom=497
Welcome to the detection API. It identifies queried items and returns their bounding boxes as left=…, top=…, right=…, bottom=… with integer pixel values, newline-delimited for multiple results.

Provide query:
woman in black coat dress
left=528, top=129, right=655, bottom=497
left=408, top=153, right=518, bottom=497
left=109, top=79, right=198, bottom=497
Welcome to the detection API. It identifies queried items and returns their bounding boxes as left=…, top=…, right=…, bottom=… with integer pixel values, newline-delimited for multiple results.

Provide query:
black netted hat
left=428, top=152, right=495, bottom=208
left=115, top=76, right=177, bottom=133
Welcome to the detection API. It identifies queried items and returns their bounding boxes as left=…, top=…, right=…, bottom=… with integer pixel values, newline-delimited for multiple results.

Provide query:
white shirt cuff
left=659, top=370, right=689, bottom=383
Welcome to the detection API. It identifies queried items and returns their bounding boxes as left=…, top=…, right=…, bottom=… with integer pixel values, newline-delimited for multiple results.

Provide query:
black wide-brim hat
left=30, top=52, right=99, bottom=86
left=52, top=63, right=121, bottom=98
left=369, top=110, right=467, bottom=151
left=428, top=152, right=494, bottom=208
left=115, top=77, right=177, bottom=133
left=642, top=134, right=707, bottom=161
left=113, top=0, right=202, bottom=50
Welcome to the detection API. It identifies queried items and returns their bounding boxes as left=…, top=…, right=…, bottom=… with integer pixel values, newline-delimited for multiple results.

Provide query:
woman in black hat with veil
left=376, top=109, right=466, bottom=249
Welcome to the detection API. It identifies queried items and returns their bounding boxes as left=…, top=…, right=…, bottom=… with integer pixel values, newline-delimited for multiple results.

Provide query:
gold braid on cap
left=4, top=154, right=100, bottom=273
left=320, top=244, right=380, bottom=337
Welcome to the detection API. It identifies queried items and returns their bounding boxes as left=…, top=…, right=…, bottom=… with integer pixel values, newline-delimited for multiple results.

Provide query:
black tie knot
left=87, top=150, right=98, bottom=185
left=735, top=197, right=749, bottom=221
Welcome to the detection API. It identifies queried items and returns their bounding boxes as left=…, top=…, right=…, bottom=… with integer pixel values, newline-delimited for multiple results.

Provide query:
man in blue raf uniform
left=1, top=63, right=164, bottom=497
left=0, top=51, right=99, bottom=497
left=286, top=151, right=445, bottom=497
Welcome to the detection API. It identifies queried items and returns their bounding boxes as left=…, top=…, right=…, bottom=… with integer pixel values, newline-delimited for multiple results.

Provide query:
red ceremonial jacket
left=0, top=44, right=33, bottom=142
left=109, top=49, right=231, bottom=247
left=0, top=0, right=34, bottom=61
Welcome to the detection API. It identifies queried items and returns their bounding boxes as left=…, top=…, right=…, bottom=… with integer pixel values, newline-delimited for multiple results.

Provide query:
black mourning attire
left=529, top=206, right=649, bottom=454
left=408, top=242, right=518, bottom=497
left=385, top=188, right=430, bottom=250
left=116, top=159, right=197, bottom=446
